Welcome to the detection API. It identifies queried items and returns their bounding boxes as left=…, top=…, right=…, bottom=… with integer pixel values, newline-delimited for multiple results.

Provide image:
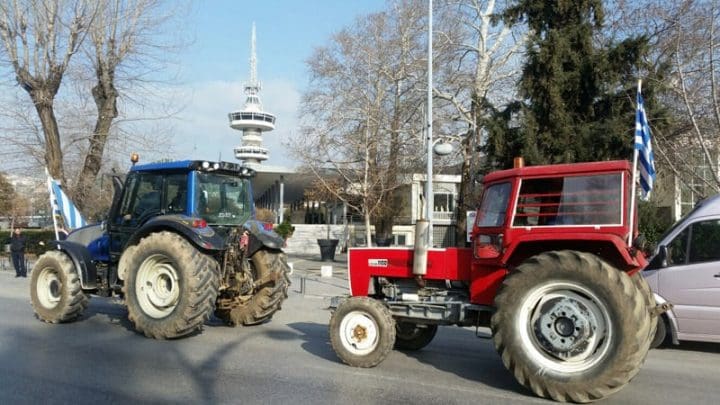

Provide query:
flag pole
left=628, top=79, right=642, bottom=246
left=46, top=170, right=60, bottom=243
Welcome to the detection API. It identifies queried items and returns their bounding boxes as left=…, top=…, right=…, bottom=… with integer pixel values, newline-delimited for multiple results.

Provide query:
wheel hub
left=533, top=296, right=597, bottom=358
left=353, top=325, right=368, bottom=341
left=554, top=317, right=575, bottom=337
left=36, top=268, right=62, bottom=309
left=136, top=255, right=181, bottom=319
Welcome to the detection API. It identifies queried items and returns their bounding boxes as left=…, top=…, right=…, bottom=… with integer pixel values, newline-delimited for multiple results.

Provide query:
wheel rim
left=36, top=267, right=62, bottom=309
left=338, top=310, right=379, bottom=355
left=135, top=254, right=181, bottom=319
left=518, top=281, right=611, bottom=374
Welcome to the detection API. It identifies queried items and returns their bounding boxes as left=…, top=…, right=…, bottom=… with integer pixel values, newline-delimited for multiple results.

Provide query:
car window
left=688, top=219, right=720, bottom=263
left=666, top=227, right=689, bottom=266
left=117, top=173, right=139, bottom=224
left=165, top=174, right=187, bottom=214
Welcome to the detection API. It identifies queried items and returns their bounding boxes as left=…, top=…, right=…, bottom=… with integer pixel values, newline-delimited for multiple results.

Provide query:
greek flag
left=635, top=89, right=656, bottom=201
left=48, top=178, right=87, bottom=230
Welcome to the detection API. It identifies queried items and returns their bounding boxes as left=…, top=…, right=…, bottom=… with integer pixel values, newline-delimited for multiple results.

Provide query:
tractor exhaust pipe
left=413, top=219, right=429, bottom=277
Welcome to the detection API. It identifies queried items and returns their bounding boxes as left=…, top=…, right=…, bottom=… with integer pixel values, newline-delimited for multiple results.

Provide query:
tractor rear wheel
left=214, top=249, right=290, bottom=326
left=491, top=250, right=651, bottom=403
left=394, top=322, right=438, bottom=351
left=123, top=232, right=219, bottom=339
left=30, top=251, right=88, bottom=323
left=329, top=297, right=396, bottom=368
left=632, top=273, right=658, bottom=348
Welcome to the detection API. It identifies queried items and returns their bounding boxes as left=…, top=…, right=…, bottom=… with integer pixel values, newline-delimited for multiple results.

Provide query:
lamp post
left=425, top=0, right=434, bottom=247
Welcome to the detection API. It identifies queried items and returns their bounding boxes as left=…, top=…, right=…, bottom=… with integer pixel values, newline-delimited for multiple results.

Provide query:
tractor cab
left=106, top=160, right=256, bottom=260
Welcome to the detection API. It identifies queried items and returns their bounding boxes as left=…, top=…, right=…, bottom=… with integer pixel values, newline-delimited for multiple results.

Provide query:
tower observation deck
left=230, top=23, right=275, bottom=164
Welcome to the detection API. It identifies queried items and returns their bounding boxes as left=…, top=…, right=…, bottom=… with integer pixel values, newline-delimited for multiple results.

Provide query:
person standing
left=10, top=228, right=27, bottom=278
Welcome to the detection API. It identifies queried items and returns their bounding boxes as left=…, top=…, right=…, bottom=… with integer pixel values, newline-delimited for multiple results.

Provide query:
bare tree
left=0, top=0, right=94, bottom=183
left=607, top=0, right=720, bottom=200
left=291, top=1, right=428, bottom=245
left=0, top=172, right=15, bottom=215
left=433, top=0, right=525, bottom=244
left=638, top=0, right=720, bottom=202
left=74, top=0, right=182, bottom=210
left=0, top=0, right=185, bottom=215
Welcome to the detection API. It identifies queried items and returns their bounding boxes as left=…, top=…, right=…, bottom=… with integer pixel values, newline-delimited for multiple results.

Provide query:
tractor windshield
left=195, top=172, right=252, bottom=226
left=476, top=182, right=511, bottom=227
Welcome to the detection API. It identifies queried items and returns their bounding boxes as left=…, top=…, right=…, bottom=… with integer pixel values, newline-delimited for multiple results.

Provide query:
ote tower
left=229, top=23, right=275, bottom=165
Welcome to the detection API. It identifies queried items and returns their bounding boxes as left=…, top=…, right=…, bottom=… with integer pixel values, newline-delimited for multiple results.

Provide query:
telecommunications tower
left=229, top=23, right=275, bottom=165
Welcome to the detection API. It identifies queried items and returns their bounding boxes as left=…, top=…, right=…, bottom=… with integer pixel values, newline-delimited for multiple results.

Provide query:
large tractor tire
left=491, top=250, right=651, bottom=403
left=30, top=250, right=88, bottom=323
left=215, top=249, right=290, bottom=326
left=632, top=273, right=658, bottom=348
left=329, top=297, right=396, bottom=368
left=123, top=232, right=219, bottom=339
left=394, top=322, right=438, bottom=351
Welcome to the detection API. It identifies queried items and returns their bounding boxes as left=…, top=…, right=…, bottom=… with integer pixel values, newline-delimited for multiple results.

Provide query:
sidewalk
left=0, top=256, right=34, bottom=274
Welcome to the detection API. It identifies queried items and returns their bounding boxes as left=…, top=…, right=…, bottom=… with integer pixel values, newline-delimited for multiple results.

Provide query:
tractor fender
left=54, top=241, right=98, bottom=290
left=243, top=220, right=284, bottom=256
left=126, top=215, right=227, bottom=252
left=503, top=233, right=642, bottom=272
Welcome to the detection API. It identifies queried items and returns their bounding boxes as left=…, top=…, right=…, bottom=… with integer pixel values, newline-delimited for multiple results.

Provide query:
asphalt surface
left=1, top=254, right=719, bottom=404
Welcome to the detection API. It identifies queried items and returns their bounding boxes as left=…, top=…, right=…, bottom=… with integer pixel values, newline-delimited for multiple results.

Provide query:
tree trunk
left=456, top=133, right=473, bottom=247
left=364, top=213, right=372, bottom=246
left=373, top=80, right=403, bottom=240
left=31, top=91, right=65, bottom=184
left=74, top=81, right=118, bottom=211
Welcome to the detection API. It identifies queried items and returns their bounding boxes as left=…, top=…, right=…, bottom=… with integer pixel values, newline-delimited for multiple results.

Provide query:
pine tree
left=484, top=0, right=653, bottom=168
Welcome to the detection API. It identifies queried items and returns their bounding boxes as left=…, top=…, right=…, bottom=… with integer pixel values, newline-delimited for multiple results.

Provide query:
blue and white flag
left=48, top=178, right=86, bottom=230
left=635, top=89, right=656, bottom=201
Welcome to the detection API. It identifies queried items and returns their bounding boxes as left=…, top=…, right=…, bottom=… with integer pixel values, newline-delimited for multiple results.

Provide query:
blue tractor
left=29, top=160, right=290, bottom=339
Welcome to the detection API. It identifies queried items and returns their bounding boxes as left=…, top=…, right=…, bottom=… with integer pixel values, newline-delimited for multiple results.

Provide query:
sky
left=167, top=0, right=387, bottom=168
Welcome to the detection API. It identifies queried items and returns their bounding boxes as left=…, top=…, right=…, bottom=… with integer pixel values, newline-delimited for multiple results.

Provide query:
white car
left=643, top=193, right=720, bottom=347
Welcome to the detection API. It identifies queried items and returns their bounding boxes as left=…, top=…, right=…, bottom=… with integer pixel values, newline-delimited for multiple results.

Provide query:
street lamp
left=425, top=0, right=434, bottom=247
left=424, top=137, right=453, bottom=247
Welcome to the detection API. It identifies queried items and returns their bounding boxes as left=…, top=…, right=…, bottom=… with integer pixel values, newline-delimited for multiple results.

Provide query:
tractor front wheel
left=30, top=251, right=88, bottom=323
left=491, top=250, right=651, bottom=403
left=123, top=232, right=219, bottom=339
left=329, top=297, right=396, bottom=368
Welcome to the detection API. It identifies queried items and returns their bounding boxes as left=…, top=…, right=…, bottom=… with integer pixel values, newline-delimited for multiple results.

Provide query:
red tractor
left=329, top=160, right=659, bottom=403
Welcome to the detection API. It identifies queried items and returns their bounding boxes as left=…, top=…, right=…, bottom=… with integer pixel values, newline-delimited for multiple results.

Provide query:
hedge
left=0, top=230, right=60, bottom=256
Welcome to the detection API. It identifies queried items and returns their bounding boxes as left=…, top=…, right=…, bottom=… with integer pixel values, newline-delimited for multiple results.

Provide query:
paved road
left=1, top=255, right=719, bottom=404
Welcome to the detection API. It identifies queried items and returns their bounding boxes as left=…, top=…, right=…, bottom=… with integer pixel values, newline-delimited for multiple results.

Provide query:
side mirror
left=659, top=245, right=668, bottom=267
left=646, top=245, right=668, bottom=270
left=632, top=234, right=647, bottom=251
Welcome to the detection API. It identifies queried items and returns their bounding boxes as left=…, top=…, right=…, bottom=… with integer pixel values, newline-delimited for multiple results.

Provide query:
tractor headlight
left=201, top=161, right=210, bottom=169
